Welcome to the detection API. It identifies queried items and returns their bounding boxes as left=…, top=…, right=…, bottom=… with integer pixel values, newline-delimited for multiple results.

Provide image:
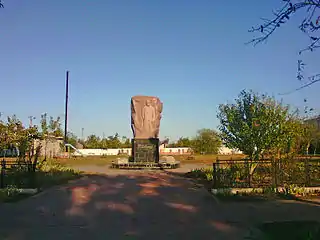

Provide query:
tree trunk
left=306, top=142, right=310, bottom=155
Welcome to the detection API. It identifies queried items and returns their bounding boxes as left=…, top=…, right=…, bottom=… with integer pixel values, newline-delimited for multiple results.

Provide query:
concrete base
left=17, top=189, right=39, bottom=194
left=111, top=161, right=180, bottom=169
left=113, top=158, right=129, bottom=164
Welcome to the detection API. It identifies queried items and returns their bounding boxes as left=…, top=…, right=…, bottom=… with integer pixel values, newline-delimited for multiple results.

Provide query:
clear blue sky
left=0, top=0, right=319, bottom=141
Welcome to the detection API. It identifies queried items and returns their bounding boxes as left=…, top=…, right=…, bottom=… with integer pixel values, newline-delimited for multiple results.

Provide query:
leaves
left=84, top=133, right=129, bottom=149
left=167, top=137, right=192, bottom=148
left=191, top=129, right=222, bottom=155
left=217, top=90, right=301, bottom=159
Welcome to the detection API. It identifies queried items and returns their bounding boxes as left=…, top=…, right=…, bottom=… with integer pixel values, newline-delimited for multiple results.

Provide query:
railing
left=0, top=159, right=36, bottom=188
left=212, top=158, right=320, bottom=189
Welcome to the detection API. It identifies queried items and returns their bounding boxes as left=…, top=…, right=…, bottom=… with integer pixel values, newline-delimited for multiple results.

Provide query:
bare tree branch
left=279, top=74, right=320, bottom=95
left=248, top=1, right=320, bottom=48
left=248, top=0, right=320, bottom=92
left=0, top=1, right=3, bottom=8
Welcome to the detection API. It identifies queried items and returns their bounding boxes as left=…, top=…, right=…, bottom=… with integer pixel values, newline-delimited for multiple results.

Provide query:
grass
left=173, top=154, right=244, bottom=164
left=186, top=166, right=320, bottom=202
left=0, top=159, right=83, bottom=203
left=55, top=156, right=117, bottom=167
left=248, top=221, right=320, bottom=240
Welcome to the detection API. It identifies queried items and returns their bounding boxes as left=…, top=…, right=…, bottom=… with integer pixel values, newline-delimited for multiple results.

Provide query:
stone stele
left=131, top=95, right=163, bottom=139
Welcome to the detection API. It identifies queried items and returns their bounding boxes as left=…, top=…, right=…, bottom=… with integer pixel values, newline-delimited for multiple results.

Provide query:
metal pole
left=64, top=71, right=69, bottom=152
left=81, top=128, right=84, bottom=140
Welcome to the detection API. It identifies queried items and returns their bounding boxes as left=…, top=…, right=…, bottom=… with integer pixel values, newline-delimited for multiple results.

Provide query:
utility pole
left=64, top=71, right=69, bottom=152
left=28, top=116, right=36, bottom=127
left=81, top=127, right=84, bottom=140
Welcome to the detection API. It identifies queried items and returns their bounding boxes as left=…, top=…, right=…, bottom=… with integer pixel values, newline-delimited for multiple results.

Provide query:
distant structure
left=71, top=145, right=241, bottom=157
left=34, top=136, right=64, bottom=158
left=305, top=115, right=320, bottom=130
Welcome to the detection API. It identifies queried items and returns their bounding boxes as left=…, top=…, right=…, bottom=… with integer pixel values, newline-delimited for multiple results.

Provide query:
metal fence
left=212, top=158, right=320, bottom=188
left=0, top=159, right=36, bottom=188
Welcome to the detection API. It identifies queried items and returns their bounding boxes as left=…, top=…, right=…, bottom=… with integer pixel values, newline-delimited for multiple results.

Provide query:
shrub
left=188, top=167, right=213, bottom=182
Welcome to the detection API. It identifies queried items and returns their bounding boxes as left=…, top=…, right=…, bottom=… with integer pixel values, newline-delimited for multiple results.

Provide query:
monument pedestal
left=131, top=138, right=159, bottom=163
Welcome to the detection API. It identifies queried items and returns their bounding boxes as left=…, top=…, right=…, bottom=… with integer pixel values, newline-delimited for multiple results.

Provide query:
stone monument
left=131, top=95, right=163, bottom=163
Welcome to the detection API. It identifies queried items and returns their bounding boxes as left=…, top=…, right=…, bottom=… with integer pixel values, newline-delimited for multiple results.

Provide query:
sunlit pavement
left=0, top=168, right=319, bottom=240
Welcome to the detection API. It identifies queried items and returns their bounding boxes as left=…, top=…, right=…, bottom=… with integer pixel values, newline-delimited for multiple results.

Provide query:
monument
left=131, top=95, right=163, bottom=163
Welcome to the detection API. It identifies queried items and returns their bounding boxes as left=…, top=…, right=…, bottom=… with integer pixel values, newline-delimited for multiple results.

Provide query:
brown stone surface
left=131, top=95, right=163, bottom=139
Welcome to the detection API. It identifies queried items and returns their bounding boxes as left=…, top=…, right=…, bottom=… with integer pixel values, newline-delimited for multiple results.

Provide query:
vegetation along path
left=0, top=168, right=319, bottom=240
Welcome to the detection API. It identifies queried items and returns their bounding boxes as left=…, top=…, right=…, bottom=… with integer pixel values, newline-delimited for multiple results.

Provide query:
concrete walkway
left=0, top=169, right=319, bottom=240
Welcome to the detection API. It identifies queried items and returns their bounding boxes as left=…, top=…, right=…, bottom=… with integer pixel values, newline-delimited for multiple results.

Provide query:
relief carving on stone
left=131, top=96, right=163, bottom=139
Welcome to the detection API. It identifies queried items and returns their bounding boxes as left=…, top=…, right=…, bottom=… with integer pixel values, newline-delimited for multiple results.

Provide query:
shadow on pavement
left=0, top=171, right=319, bottom=240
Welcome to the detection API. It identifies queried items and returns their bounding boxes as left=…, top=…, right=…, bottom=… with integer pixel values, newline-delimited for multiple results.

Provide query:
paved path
left=0, top=169, right=319, bottom=240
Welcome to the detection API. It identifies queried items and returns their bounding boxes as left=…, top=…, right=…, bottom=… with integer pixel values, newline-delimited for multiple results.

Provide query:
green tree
left=191, top=129, right=222, bottom=154
left=310, top=128, right=320, bottom=154
left=121, top=136, right=131, bottom=148
left=49, top=116, right=63, bottom=137
left=176, top=137, right=193, bottom=147
left=85, top=134, right=101, bottom=149
left=292, top=120, right=320, bottom=155
left=217, top=90, right=298, bottom=160
left=0, top=115, right=41, bottom=171
left=40, top=113, right=64, bottom=158
left=107, top=133, right=122, bottom=148
left=84, top=133, right=132, bottom=149
left=66, top=132, right=78, bottom=147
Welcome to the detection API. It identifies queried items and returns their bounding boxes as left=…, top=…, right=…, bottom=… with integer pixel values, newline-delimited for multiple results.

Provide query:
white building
left=72, top=148, right=132, bottom=157
left=71, top=144, right=241, bottom=157
left=218, top=146, right=242, bottom=155
left=159, top=145, right=191, bottom=155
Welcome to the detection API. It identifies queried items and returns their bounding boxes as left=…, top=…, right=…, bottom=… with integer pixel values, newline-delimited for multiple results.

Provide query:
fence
left=0, top=159, right=36, bottom=189
left=212, top=158, right=320, bottom=189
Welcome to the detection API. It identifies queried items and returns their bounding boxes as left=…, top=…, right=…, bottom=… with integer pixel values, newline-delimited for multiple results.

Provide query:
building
left=34, top=136, right=64, bottom=158
left=72, top=148, right=132, bottom=157
left=218, top=146, right=242, bottom=155
left=159, top=144, right=191, bottom=155
left=70, top=144, right=241, bottom=157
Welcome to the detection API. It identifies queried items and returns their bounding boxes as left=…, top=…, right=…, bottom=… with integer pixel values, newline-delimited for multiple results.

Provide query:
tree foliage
left=302, top=116, right=320, bottom=154
left=167, top=137, right=193, bottom=148
left=248, top=0, right=320, bottom=92
left=83, top=133, right=131, bottom=149
left=191, top=129, right=222, bottom=155
left=0, top=115, right=41, bottom=171
left=40, top=113, right=63, bottom=138
left=217, top=90, right=301, bottom=159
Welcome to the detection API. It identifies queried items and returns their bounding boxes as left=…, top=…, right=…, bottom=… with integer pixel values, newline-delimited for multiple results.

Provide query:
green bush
left=2, top=160, right=82, bottom=190
left=188, top=167, right=213, bottom=182
left=36, top=160, right=82, bottom=188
